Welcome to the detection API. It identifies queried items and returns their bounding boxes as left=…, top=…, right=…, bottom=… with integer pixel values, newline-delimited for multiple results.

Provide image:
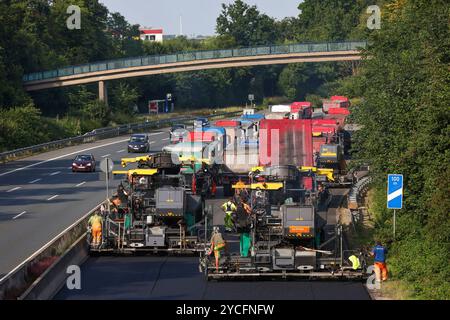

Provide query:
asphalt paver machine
left=199, top=165, right=367, bottom=279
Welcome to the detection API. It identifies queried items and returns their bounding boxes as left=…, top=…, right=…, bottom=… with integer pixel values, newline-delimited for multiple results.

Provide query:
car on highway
left=72, top=154, right=96, bottom=172
left=169, top=123, right=187, bottom=143
left=128, top=134, right=150, bottom=153
left=193, top=117, right=209, bottom=128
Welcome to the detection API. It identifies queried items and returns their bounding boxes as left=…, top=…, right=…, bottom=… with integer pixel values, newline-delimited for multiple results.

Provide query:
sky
left=99, top=0, right=302, bottom=36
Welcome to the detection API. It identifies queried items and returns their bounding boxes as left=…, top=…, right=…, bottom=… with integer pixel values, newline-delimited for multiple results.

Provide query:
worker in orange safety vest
left=88, top=211, right=103, bottom=247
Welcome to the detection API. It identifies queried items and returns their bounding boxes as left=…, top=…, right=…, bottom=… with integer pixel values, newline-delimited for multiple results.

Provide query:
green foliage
left=350, top=0, right=450, bottom=299
left=216, top=0, right=276, bottom=46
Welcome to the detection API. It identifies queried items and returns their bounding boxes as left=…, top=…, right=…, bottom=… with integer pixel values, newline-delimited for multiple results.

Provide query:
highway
left=55, top=255, right=370, bottom=300
left=54, top=189, right=370, bottom=300
left=0, top=128, right=172, bottom=279
left=0, top=120, right=370, bottom=300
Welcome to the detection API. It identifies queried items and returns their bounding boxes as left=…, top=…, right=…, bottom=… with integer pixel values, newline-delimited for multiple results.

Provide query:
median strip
left=6, top=187, right=21, bottom=193
left=12, top=211, right=27, bottom=220
left=47, top=195, right=59, bottom=201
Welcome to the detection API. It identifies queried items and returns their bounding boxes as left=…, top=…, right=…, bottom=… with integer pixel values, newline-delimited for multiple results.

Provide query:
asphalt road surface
left=55, top=190, right=370, bottom=300
left=55, top=256, right=370, bottom=300
left=0, top=127, right=172, bottom=279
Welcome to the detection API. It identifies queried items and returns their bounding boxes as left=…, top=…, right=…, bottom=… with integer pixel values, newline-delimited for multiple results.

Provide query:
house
left=139, top=28, right=163, bottom=42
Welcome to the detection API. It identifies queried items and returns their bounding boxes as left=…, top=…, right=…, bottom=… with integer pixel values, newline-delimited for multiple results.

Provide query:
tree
left=216, top=0, right=277, bottom=46
left=351, top=0, right=450, bottom=298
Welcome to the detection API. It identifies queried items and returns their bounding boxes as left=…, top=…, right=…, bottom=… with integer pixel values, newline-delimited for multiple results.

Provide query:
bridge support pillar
left=98, top=80, right=108, bottom=106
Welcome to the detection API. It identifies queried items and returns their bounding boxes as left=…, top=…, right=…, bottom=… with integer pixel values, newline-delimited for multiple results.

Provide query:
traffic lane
left=0, top=138, right=170, bottom=276
left=0, top=136, right=170, bottom=221
left=55, top=256, right=370, bottom=300
left=0, top=129, right=170, bottom=182
left=0, top=132, right=170, bottom=193
left=0, top=177, right=109, bottom=276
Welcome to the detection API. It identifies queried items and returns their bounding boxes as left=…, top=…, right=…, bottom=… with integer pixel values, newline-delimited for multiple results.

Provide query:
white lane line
left=12, top=211, right=27, bottom=220
left=6, top=187, right=21, bottom=193
left=0, top=138, right=130, bottom=177
left=49, top=171, right=61, bottom=176
left=28, top=178, right=41, bottom=184
left=149, top=132, right=164, bottom=136
left=75, top=181, right=86, bottom=187
left=116, top=149, right=125, bottom=153
left=0, top=202, right=102, bottom=283
left=47, top=195, right=59, bottom=201
left=101, top=154, right=111, bottom=158
left=162, top=138, right=169, bottom=141
left=67, top=166, right=72, bottom=169
left=149, top=141, right=156, bottom=144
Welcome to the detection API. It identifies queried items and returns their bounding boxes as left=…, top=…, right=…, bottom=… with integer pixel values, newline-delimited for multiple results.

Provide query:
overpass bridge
left=22, top=41, right=366, bottom=102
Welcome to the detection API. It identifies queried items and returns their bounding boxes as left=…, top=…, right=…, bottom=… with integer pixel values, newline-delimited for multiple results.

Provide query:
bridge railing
left=23, top=41, right=367, bottom=82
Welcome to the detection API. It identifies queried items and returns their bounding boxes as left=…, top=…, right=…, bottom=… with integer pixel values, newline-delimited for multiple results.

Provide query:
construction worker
left=88, top=211, right=103, bottom=247
left=371, top=241, right=388, bottom=282
left=209, top=226, right=226, bottom=272
left=221, top=198, right=237, bottom=232
left=236, top=198, right=252, bottom=257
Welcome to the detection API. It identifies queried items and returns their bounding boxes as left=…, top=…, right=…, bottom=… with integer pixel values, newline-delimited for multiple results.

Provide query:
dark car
left=72, top=154, right=96, bottom=172
left=193, top=117, right=209, bottom=128
left=128, top=134, right=150, bottom=153
left=169, top=124, right=187, bottom=143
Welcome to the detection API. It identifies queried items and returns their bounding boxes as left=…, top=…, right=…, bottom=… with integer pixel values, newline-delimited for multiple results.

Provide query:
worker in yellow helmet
left=88, top=211, right=103, bottom=247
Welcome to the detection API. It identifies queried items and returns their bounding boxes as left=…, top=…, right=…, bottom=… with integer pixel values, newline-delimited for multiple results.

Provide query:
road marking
left=149, top=141, right=156, bottom=144
left=0, top=138, right=130, bottom=177
left=0, top=202, right=102, bottom=283
left=6, top=187, right=21, bottom=193
left=47, top=195, right=59, bottom=201
left=162, top=138, right=169, bottom=141
left=101, top=154, right=111, bottom=158
left=12, top=211, right=27, bottom=220
left=28, top=178, right=41, bottom=184
left=49, top=171, right=61, bottom=176
left=116, top=149, right=125, bottom=153
left=149, top=132, right=164, bottom=136
left=76, top=181, right=86, bottom=187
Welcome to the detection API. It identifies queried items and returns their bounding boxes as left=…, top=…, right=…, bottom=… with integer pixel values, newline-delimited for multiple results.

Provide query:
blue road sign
left=387, top=174, right=403, bottom=209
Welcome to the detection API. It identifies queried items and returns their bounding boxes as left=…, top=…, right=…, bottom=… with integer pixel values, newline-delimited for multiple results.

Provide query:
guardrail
left=0, top=202, right=105, bottom=300
left=0, top=111, right=241, bottom=163
left=348, top=175, right=372, bottom=212
left=23, top=41, right=367, bottom=82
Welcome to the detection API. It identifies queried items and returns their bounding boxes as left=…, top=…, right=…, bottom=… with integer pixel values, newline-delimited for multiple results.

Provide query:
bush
left=0, top=104, right=51, bottom=151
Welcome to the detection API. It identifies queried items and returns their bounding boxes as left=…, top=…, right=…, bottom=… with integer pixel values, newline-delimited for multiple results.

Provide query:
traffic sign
left=387, top=174, right=403, bottom=209
left=100, top=158, right=114, bottom=173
